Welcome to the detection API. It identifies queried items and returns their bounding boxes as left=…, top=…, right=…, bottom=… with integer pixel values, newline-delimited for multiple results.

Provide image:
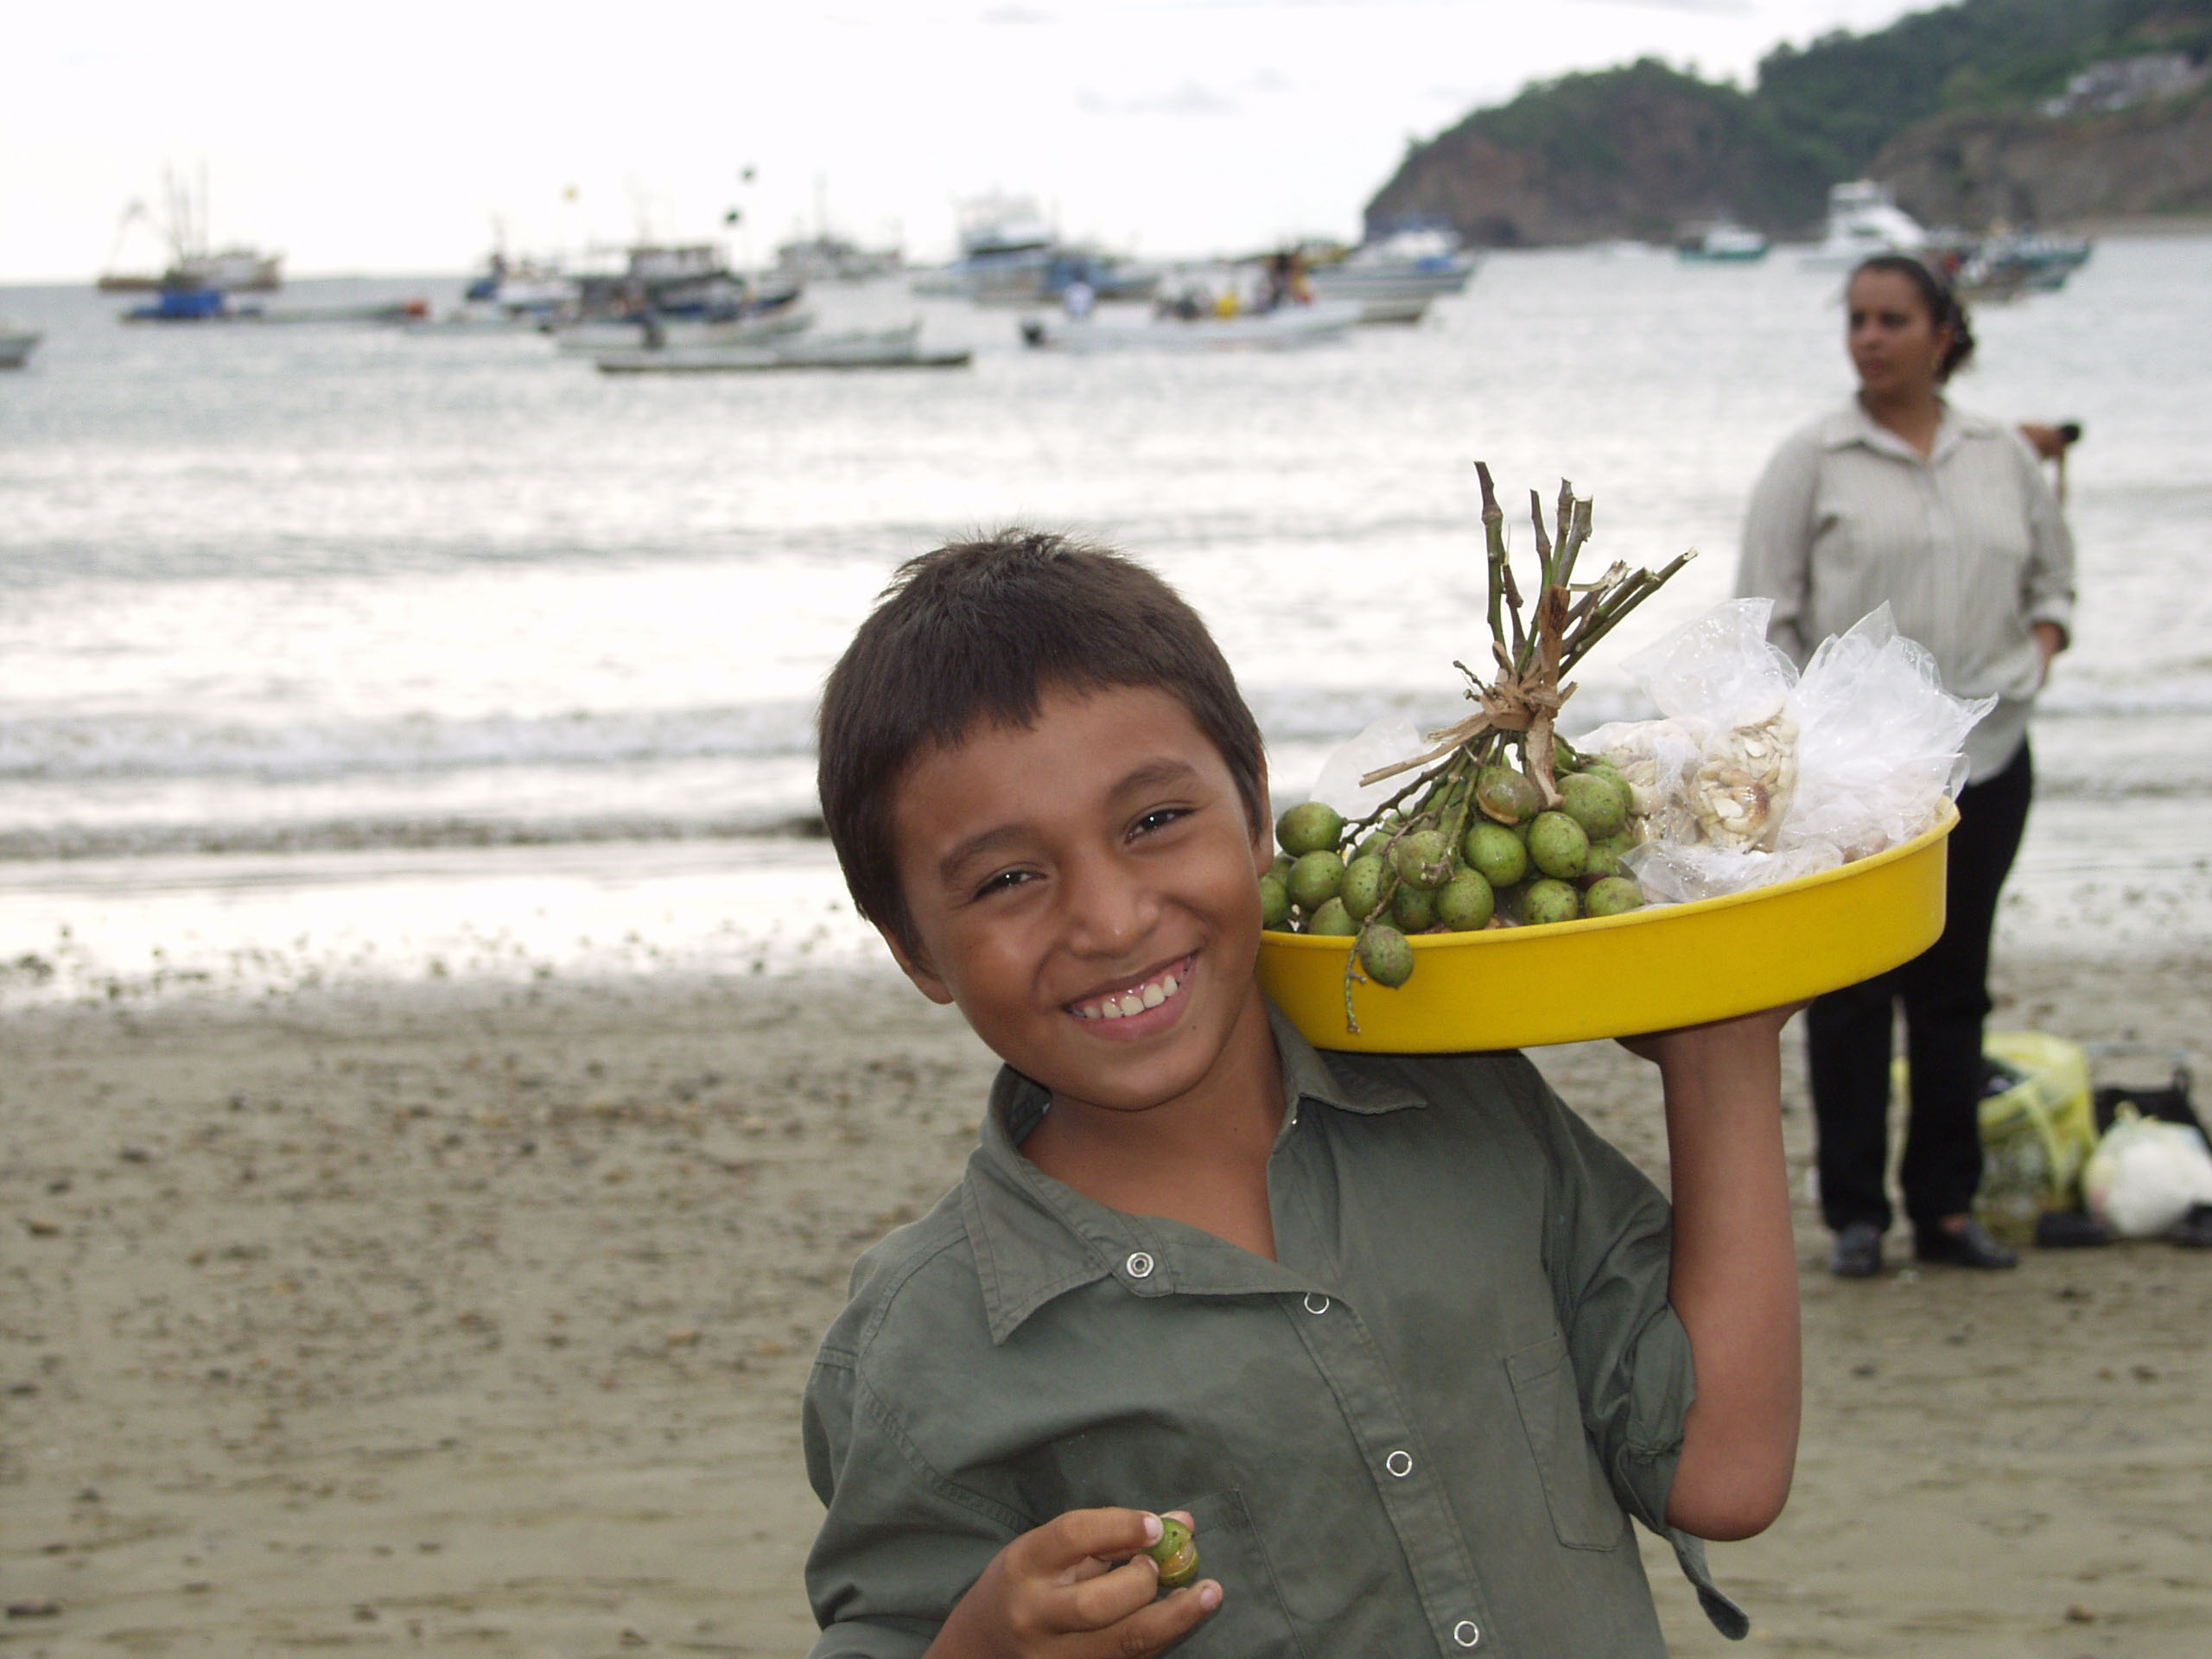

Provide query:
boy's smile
left=883, top=682, right=1277, bottom=1128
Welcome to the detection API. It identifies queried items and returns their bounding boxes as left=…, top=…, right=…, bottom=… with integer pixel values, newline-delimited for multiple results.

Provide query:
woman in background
left=1736, top=254, right=2075, bottom=1280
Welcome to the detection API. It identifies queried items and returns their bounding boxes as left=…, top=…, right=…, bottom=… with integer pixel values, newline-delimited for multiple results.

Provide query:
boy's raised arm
left=1629, top=1007, right=1803, bottom=1540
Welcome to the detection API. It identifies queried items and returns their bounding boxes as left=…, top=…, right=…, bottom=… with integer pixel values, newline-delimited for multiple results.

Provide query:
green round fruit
left=1268, top=853, right=1294, bottom=884
left=1148, top=1517, right=1199, bottom=1590
left=1580, top=841, right=1624, bottom=880
left=1357, top=924, right=1415, bottom=988
left=1528, top=811, right=1590, bottom=880
left=1287, top=849, right=1346, bottom=912
left=1462, top=820, right=1529, bottom=887
left=1392, top=881, right=1438, bottom=932
left=1476, top=766, right=1543, bottom=826
left=1557, top=772, right=1629, bottom=840
left=1276, top=801, right=1345, bottom=859
left=1583, top=875, right=1645, bottom=917
left=1306, top=897, right=1357, bottom=936
left=1340, top=855, right=1387, bottom=922
left=1354, top=829, right=1391, bottom=861
left=1523, top=877, right=1582, bottom=926
left=1435, top=869, right=1496, bottom=931
left=1390, top=830, right=1453, bottom=890
left=1257, top=874, right=1291, bottom=929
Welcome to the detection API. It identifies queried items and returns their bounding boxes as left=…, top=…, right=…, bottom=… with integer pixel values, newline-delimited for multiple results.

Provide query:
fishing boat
left=1676, top=223, right=1770, bottom=263
left=0, top=323, right=41, bottom=368
left=1019, top=300, right=1359, bottom=353
left=591, top=321, right=968, bottom=373
left=97, top=169, right=283, bottom=292
left=910, top=194, right=1058, bottom=299
left=1802, top=181, right=1926, bottom=267
left=552, top=305, right=812, bottom=354
left=1304, top=227, right=1477, bottom=322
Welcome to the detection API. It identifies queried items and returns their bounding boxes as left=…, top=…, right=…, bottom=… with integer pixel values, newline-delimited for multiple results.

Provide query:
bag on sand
left=2083, top=1111, right=2212, bottom=1239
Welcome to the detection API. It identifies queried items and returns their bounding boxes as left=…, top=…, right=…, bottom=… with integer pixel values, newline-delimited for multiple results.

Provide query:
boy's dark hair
left=1851, top=253, right=1976, bottom=382
left=817, top=530, right=1268, bottom=955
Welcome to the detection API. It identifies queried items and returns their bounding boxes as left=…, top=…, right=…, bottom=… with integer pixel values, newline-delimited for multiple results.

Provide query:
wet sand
left=3, top=950, right=2208, bottom=1657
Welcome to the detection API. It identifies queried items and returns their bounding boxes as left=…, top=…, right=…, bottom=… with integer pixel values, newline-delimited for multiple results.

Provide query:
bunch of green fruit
left=1255, top=461, right=1692, bottom=1033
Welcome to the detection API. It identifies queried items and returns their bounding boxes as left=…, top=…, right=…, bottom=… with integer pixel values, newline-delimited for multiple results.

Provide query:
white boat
left=1802, top=181, right=1926, bottom=267
left=0, top=325, right=41, bottom=369
left=911, top=194, right=1058, bottom=299
left=1020, top=301, right=1360, bottom=353
left=592, top=322, right=969, bottom=373
left=1676, top=223, right=1770, bottom=263
left=97, top=170, right=282, bottom=291
left=554, top=308, right=814, bottom=354
left=1305, top=228, right=1478, bottom=321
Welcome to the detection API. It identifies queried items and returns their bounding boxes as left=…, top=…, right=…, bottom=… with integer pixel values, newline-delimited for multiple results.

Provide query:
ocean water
left=3, top=240, right=2209, bottom=1003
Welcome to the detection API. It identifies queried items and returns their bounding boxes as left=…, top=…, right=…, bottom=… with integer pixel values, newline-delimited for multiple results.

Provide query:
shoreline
left=3, top=951, right=2208, bottom=1656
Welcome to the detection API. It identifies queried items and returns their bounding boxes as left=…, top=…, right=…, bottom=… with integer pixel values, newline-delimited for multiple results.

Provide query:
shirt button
left=1125, top=1251, right=1154, bottom=1280
left=1302, top=1292, right=1331, bottom=1315
left=1384, top=1449, right=1413, bottom=1478
left=1452, top=1618, right=1481, bottom=1648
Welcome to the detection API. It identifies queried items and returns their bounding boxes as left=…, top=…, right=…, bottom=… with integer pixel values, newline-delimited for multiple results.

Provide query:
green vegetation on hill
left=1368, top=0, right=2212, bottom=242
left=1755, top=0, right=2212, bottom=177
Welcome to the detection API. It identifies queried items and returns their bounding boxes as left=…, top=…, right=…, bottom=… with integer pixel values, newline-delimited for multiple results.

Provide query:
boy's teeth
left=1073, top=962, right=1189, bottom=1021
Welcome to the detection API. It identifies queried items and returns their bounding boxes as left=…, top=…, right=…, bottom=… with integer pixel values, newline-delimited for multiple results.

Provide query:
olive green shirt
left=803, top=1008, right=1748, bottom=1656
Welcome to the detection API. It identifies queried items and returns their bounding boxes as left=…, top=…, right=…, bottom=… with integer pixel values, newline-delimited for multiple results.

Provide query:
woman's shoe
left=1830, top=1222, right=1882, bottom=1278
left=1913, top=1217, right=2018, bottom=1268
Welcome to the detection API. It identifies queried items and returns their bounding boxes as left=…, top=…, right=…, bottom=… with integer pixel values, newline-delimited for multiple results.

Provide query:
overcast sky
left=4, top=0, right=1932, bottom=283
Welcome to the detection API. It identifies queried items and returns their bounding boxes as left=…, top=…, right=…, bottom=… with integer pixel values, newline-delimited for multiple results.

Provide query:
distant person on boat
left=1735, top=253, right=2076, bottom=1282
left=1061, top=278, right=1095, bottom=321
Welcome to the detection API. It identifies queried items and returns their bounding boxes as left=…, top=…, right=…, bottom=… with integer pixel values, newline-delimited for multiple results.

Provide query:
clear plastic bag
left=1573, top=600, right=1993, bottom=903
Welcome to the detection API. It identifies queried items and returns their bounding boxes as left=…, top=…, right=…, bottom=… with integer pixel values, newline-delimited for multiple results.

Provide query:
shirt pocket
left=1161, top=1488, right=1311, bottom=1658
left=1505, top=1333, right=1630, bottom=1553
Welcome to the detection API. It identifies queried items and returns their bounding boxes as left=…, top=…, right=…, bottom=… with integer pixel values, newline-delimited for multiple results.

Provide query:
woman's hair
left=1851, top=254, right=1976, bottom=382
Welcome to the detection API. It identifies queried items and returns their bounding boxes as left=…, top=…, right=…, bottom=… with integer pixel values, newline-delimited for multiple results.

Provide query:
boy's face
left=884, top=683, right=1273, bottom=1120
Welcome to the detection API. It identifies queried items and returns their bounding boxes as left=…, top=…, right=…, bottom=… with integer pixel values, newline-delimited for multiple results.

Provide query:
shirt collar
left=959, top=1001, right=1425, bottom=1343
left=1822, top=394, right=2004, bottom=465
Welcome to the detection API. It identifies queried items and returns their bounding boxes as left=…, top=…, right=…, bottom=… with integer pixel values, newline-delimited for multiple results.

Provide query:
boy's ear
left=877, top=925, right=956, bottom=1007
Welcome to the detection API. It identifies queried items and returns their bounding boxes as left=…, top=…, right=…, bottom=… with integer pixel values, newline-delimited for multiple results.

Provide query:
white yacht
left=1802, top=181, right=1927, bottom=268
left=1304, top=227, right=1478, bottom=323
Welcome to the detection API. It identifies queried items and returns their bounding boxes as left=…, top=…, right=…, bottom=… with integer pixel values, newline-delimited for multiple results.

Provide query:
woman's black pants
left=1807, top=741, right=2035, bottom=1236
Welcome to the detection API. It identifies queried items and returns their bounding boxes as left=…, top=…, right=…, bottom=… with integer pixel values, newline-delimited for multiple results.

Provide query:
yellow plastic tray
left=1259, top=801, right=1955, bottom=1052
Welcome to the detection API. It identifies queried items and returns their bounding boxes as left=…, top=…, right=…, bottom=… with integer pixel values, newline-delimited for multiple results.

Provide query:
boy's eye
left=1130, top=806, right=1190, bottom=839
left=973, top=868, right=1034, bottom=899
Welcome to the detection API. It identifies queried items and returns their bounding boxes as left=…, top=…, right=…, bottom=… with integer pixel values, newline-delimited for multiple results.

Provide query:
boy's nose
left=1061, top=852, right=1160, bottom=957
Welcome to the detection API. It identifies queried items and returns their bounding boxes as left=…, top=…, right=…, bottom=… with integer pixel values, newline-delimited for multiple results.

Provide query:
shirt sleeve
left=1735, top=429, right=1825, bottom=666
left=1516, top=1065, right=1697, bottom=1536
left=802, top=1347, right=1025, bottom=1659
left=2011, top=433, right=2077, bottom=642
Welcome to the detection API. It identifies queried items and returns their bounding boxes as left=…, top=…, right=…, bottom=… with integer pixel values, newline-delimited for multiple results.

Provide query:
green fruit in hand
left=1357, top=924, right=1416, bottom=988
left=1287, top=850, right=1346, bottom=912
left=1528, top=811, right=1590, bottom=880
left=1268, top=853, right=1294, bottom=884
left=1476, top=766, right=1542, bottom=826
left=1148, top=1516, right=1199, bottom=1590
left=1390, top=830, right=1453, bottom=890
left=1306, top=897, right=1357, bottom=936
left=1258, top=874, right=1291, bottom=930
left=1277, top=801, right=1345, bottom=858
left=1557, top=772, right=1629, bottom=840
left=1392, top=881, right=1439, bottom=931
left=1584, top=875, right=1645, bottom=917
left=1524, top=877, right=1582, bottom=926
left=1341, top=855, right=1387, bottom=922
left=1462, top=821, right=1529, bottom=887
left=1435, top=869, right=1496, bottom=931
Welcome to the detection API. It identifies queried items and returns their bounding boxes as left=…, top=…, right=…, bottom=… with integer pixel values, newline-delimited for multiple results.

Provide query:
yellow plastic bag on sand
left=1893, top=1032, right=2097, bottom=1243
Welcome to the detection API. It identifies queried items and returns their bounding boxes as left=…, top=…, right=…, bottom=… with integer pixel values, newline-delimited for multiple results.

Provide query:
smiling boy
left=804, top=531, right=1801, bottom=1656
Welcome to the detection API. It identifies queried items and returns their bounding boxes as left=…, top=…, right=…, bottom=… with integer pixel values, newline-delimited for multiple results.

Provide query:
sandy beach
left=3, top=947, right=2209, bottom=1658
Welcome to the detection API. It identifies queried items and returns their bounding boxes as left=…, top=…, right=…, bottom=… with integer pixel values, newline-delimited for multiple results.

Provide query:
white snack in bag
left=1572, top=599, right=1992, bottom=903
